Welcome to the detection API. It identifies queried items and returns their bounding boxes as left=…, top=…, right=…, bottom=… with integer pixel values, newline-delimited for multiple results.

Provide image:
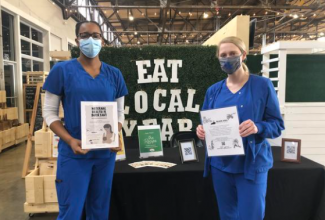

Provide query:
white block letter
left=168, top=89, right=184, bottom=112
left=123, top=120, right=137, bottom=136
left=162, top=118, right=174, bottom=141
left=167, top=60, right=182, bottom=83
left=153, top=89, right=167, bottom=112
left=185, top=89, right=200, bottom=113
left=142, top=119, right=158, bottom=126
left=134, top=91, right=148, bottom=113
left=136, top=60, right=152, bottom=84
left=152, top=59, right=168, bottom=82
left=178, top=119, right=193, bottom=131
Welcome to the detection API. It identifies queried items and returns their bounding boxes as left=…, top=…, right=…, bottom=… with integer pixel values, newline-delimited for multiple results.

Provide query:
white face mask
left=79, top=37, right=102, bottom=58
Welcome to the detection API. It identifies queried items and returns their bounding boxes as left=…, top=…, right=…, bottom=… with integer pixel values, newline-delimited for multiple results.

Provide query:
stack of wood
left=24, top=125, right=59, bottom=213
left=25, top=159, right=58, bottom=213
left=0, top=90, right=29, bottom=153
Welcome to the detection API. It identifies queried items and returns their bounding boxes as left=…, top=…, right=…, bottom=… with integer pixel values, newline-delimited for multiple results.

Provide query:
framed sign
left=281, top=138, right=301, bottom=163
left=138, top=125, right=164, bottom=158
left=178, top=139, right=199, bottom=163
left=81, top=101, right=119, bottom=150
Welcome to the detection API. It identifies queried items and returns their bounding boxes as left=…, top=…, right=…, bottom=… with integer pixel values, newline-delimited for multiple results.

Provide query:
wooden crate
left=0, top=120, right=11, bottom=131
left=24, top=202, right=58, bottom=214
left=0, top=131, right=2, bottom=153
left=0, top=90, right=6, bottom=103
left=24, top=71, right=49, bottom=84
left=50, top=50, right=71, bottom=60
left=35, top=129, right=53, bottom=158
left=0, top=128, right=16, bottom=150
left=25, top=167, right=57, bottom=204
left=59, top=102, right=64, bottom=118
left=0, top=128, right=17, bottom=152
left=16, top=123, right=29, bottom=139
left=4, top=107, right=18, bottom=120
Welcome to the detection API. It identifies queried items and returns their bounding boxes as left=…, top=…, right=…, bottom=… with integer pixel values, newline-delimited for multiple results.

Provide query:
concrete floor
left=0, top=143, right=57, bottom=220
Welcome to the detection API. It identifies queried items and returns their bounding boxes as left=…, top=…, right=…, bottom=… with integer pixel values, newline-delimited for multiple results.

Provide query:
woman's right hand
left=68, top=138, right=89, bottom=155
left=196, top=125, right=205, bottom=140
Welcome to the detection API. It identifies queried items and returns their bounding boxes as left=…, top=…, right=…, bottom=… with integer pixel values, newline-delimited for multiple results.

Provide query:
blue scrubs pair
left=202, top=75, right=284, bottom=220
left=43, top=59, right=128, bottom=220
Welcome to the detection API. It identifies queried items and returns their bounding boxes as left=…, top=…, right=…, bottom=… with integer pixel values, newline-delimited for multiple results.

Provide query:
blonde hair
left=216, top=36, right=249, bottom=73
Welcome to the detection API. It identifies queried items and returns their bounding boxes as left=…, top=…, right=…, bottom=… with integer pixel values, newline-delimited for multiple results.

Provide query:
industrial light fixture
left=228, top=13, right=231, bottom=16
left=129, top=15, right=134, bottom=21
left=320, top=32, right=325, bottom=36
left=203, top=12, right=209, bottom=18
left=265, top=11, right=268, bottom=15
left=137, top=41, right=140, bottom=44
left=253, top=13, right=256, bottom=16
left=313, top=13, right=316, bottom=17
left=293, top=14, right=298, bottom=19
left=134, top=31, right=138, bottom=35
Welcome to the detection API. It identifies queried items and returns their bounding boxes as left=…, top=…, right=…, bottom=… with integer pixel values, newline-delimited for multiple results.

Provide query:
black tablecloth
left=109, top=147, right=325, bottom=220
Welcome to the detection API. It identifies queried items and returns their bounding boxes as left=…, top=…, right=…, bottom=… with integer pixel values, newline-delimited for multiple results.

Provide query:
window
left=2, top=11, right=15, bottom=61
left=20, top=22, right=44, bottom=72
left=68, top=43, right=74, bottom=51
left=32, top=28, right=43, bottom=43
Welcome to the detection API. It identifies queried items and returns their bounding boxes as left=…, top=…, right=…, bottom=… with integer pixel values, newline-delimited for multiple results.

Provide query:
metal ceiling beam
left=105, top=30, right=216, bottom=33
left=74, top=5, right=319, bottom=10
left=159, top=0, right=171, bottom=45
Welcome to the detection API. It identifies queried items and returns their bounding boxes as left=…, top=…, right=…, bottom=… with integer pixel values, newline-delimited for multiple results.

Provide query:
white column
left=261, top=53, right=270, bottom=78
left=277, top=50, right=287, bottom=110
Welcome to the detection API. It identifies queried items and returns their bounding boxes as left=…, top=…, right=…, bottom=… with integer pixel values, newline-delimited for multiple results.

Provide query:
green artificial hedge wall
left=71, top=46, right=261, bottom=141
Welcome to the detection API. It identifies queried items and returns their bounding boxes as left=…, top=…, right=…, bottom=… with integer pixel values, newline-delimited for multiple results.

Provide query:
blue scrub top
left=43, top=58, right=128, bottom=159
left=210, top=79, right=249, bottom=173
left=202, top=74, right=285, bottom=180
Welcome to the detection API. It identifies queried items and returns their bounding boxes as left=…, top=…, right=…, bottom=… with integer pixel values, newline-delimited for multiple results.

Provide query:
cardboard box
left=25, top=168, right=57, bottom=204
left=35, top=129, right=53, bottom=158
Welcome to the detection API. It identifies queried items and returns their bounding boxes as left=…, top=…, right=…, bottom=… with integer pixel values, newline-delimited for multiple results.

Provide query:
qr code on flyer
left=184, top=147, right=192, bottom=156
left=287, top=146, right=296, bottom=154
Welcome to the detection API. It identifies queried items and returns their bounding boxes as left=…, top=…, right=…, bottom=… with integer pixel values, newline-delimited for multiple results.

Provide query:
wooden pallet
left=24, top=202, right=58, bottom=214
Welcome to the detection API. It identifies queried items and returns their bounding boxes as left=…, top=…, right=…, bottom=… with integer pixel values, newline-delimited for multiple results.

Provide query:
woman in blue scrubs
left=196, top=36, right=284, bottom=220
left=43, top=21, right=128, bottom=220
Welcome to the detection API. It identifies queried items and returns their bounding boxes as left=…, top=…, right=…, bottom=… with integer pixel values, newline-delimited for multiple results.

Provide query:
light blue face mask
left=79, top=37, right=102, bottom=58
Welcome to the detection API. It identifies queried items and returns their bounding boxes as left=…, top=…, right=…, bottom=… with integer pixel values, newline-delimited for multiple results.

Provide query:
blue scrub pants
left=55, top=153, right=116, bottom=220
left=211, top=166, right=268, bottom=220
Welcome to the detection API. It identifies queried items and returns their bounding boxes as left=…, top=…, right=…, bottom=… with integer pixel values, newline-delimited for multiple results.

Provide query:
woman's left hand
left=239, top=119, right=258, bottom=137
